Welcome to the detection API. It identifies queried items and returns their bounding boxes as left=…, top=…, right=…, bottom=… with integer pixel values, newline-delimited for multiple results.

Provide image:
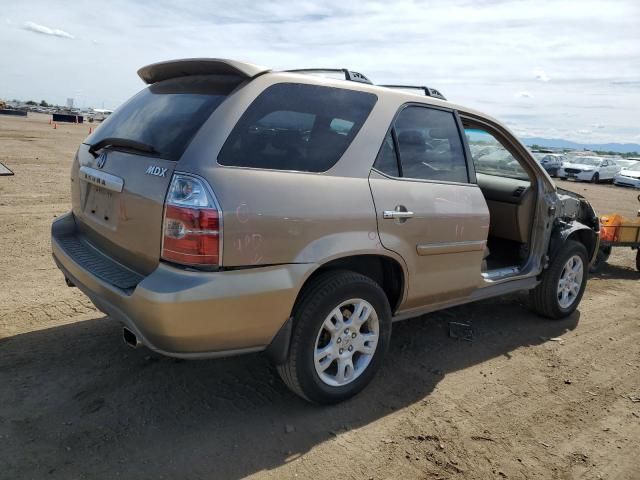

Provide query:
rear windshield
left=218, top=83, right=377, bottom=172
left=85, top=75, right=241, bottom=159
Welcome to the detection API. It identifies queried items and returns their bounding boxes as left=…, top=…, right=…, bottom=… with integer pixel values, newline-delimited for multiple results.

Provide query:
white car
left=614, top=162, right=640, bottom=188
left=558, top=156, right=620, bottom=183
left=615, top=159, right=639, bottom=170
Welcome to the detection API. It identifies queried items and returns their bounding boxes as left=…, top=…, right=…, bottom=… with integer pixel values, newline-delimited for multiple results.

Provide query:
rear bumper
left=52, top=212, right=311, bottom=358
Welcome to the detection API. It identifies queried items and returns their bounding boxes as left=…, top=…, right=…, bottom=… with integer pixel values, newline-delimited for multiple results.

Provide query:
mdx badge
left=146, top=165, right=167, bottom=177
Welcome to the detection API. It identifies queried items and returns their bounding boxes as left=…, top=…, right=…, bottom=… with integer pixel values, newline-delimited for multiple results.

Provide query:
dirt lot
left=1, top=113, right=639, bottom=480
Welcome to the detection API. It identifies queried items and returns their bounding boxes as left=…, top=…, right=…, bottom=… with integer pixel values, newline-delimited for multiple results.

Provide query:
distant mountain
left=521, top=137, right=640, bottom=154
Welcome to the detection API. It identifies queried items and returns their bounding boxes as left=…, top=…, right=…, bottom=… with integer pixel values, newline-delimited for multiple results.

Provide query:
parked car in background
left=558, top=156, right=620, bottom=183
left=613, top=162, right=640, bottom=188
left=533, top=153, right=565, bottom=177
left=615, top=159, right=639, bottom=171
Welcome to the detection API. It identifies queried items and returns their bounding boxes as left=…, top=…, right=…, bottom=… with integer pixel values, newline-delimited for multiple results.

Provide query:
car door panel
left=369, top=171, right=489, bottom=308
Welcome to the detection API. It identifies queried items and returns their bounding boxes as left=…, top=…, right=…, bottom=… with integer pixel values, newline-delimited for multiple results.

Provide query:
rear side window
left=86, top=75, right=241, bottom=160
left=395, top=107, right=468, bottom=183
left=374, top=106, right=469, bottom=183
left=374, top=133, right=400, bottom=177
left=218, top=83, right=377, bottom=172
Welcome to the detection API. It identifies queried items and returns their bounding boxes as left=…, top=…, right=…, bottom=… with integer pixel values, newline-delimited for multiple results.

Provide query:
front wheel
left=530, top=240, right=589, bottom=319
left=591, top=172, right=600, bottom=183
left=277, top=270, right=392, bottom=404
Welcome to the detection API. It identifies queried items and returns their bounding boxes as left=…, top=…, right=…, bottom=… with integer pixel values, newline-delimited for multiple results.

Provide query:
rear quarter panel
left=202, top=168, right=387, bottom=266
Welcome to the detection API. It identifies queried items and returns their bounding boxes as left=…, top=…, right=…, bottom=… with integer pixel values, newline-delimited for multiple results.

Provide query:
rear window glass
left=218, top=83, right=377, bottom=172
left=85, top=75, right=241, bottom=159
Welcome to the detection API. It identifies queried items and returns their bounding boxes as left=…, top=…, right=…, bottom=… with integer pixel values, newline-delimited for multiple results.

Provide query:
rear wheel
left=530, top=240, right=588, bottom=319
left=277, top=270, right=392, bottom=404
left=636, top=249, right=640, bottom=272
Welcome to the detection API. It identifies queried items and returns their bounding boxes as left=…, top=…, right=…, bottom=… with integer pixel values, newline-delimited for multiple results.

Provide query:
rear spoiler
left=137, top=58, right=270, bottom=84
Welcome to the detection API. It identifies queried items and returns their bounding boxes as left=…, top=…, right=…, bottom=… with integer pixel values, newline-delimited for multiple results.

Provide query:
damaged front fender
left=548, top=188, right=600, bottom=267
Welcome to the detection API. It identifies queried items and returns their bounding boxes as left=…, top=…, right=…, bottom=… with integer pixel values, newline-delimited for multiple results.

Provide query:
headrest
left=272, top=130, right=302, bottom=150
left=398, top=130, right=425, bottom=146
left=428, top=127, right=449, bottom=140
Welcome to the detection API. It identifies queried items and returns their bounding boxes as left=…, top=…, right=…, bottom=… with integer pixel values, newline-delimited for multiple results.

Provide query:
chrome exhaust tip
left=122, top=327, right=142, bottom=349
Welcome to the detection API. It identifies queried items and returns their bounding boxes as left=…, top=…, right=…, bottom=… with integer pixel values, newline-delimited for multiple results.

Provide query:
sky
left=1, top=0, right=639, bottom=144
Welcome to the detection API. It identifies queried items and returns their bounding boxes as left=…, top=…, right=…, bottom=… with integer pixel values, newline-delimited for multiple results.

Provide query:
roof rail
left=285, top=68, right=373, bottom=85
left=380, top=84, right=447, bottom=101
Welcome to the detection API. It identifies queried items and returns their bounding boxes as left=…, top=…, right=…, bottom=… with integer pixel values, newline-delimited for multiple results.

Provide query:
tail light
left=161, top=174, right=221, bottom=267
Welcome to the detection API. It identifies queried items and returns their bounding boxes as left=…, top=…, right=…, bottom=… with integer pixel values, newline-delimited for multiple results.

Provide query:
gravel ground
left=1, top=113, right=638, bottom=480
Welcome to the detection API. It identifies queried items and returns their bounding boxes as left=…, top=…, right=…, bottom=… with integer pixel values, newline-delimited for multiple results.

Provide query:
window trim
left=371, top=102, right=474, bottom=187
left=454, top=110, right=477, bottom=184
left=390, top=127, right=403, bottom=177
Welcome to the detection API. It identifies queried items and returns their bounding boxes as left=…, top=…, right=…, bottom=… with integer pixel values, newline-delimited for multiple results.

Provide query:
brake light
left=161, top=174, right=221, bottom=266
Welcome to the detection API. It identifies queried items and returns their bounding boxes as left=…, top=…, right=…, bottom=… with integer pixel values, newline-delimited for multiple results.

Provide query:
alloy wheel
left=557, top=255, right=584, bottom=309
left=313, top=298, right=379, bottom=387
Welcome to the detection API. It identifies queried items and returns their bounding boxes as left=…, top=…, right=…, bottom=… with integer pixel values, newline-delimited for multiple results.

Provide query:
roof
left=135, top=57, right=502, bottom=129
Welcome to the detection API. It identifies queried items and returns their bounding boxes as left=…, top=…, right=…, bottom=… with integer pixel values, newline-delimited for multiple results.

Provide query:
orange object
left=600, top=214, right=623, bottom=242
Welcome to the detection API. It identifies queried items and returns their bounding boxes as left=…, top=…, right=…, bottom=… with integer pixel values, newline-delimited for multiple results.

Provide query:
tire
left=530, top=240, right=589, bottom=319
left=591, top=172, right=600, bottom=184
left=636, top=249, right=640, bottom=272
left=276, top=270, right=392, bottom=404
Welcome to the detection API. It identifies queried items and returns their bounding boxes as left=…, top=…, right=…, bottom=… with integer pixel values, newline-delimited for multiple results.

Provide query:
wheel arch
left=265, top=253, right=406, bottom=364
left=548, top=221, right=599, bottom=267
left=296, top=253, right=406, bottom=316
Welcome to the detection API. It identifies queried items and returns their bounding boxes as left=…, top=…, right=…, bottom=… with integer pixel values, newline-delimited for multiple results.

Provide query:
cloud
left=22, top=21, right=74, bottom=39
left=2, top=0, right=639, bottom=143
left=533, top=67, right=550, bottom=82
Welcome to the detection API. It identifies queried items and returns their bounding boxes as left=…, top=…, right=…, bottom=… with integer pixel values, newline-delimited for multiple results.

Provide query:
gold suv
left=52, top=58, right=599, bottom=403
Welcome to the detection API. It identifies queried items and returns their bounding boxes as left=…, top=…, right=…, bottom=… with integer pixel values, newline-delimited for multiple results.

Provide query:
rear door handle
left=383, top=210, right=414, bottom=219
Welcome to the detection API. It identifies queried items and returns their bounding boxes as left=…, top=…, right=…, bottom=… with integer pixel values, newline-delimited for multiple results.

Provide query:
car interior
left=463, top=126, right=537, bottom=276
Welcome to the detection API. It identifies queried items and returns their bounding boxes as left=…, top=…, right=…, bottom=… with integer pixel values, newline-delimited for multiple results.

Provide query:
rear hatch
left=71, top=73, right=243, bottom=275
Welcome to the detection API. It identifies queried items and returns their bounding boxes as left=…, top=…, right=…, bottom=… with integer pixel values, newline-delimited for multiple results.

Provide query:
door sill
left=482, top=265, right=521, bottom=281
